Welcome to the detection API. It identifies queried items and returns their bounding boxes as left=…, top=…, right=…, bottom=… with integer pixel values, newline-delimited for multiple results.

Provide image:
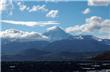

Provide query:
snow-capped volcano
left=0, top=29, right=48, bottom=42
left=43, top=26, right=73, bottom=41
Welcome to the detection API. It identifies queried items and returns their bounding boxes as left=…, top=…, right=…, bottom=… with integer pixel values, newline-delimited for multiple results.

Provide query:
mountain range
left=1, top=26, right=110, bottom=61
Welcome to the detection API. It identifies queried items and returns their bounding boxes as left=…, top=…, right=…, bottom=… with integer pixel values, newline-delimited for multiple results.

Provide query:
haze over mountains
left=1, top=26, right=110, bottom=61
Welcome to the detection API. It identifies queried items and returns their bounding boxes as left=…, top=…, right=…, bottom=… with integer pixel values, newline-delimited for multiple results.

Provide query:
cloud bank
left=1, top=20, right=60, bottom=27
left=88, top=0, right=110, bottom=6
left=0, top=29, right=48, bottom=41
left=65, top=16, right=110, bottom=39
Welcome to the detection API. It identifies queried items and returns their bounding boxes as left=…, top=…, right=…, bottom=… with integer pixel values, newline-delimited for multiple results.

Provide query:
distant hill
left=45, top=39, right=110, bottom=52
left=2, top=40, right=49, bottom=55
left=2, top=48, right=50, bottom=61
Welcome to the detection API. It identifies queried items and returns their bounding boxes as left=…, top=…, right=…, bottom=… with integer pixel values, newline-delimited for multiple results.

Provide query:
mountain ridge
left=1, top=27, right=110, bottom=61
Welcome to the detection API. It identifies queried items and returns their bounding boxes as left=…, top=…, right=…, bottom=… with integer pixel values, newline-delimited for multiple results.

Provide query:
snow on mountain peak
left=47, top=26, right=63, bottom=31
left=44, top=26, right=73, bottom=41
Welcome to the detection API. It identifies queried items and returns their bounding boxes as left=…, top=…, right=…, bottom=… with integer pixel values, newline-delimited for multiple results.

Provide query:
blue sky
left=1, top=0, right=110, bottom=35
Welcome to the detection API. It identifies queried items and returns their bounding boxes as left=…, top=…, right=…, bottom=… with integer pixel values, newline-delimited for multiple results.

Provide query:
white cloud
left=46, top=10, right=59, bottom=18
left=0, top=29, right=48, bottom=41
left=88, top=0, right=110, bottom=6
left=66, top=16, right=103, bottom=32
left=1, top=20, right=60, bottom=27
left=0, top=0, right=4, bottom=11
left=82, top=8, right=90, bottom=15
left=17, top=2, right=48, bottom=12
left=65, top=16, right=110, bottom=39
left=20, top=5, right=27, bottom=11
left=65, top=25, right=82, bottom=33
left=1, top=1, right=58, bottom=17
left=29, top=5, right=48, bottom=12
left=0, top=0, right=13, bottom=14
left=17, top=2, right=27, bottom=11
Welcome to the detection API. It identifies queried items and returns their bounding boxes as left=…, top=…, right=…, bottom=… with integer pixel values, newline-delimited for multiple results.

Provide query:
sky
left=0, top=0, right=110, bottom=39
